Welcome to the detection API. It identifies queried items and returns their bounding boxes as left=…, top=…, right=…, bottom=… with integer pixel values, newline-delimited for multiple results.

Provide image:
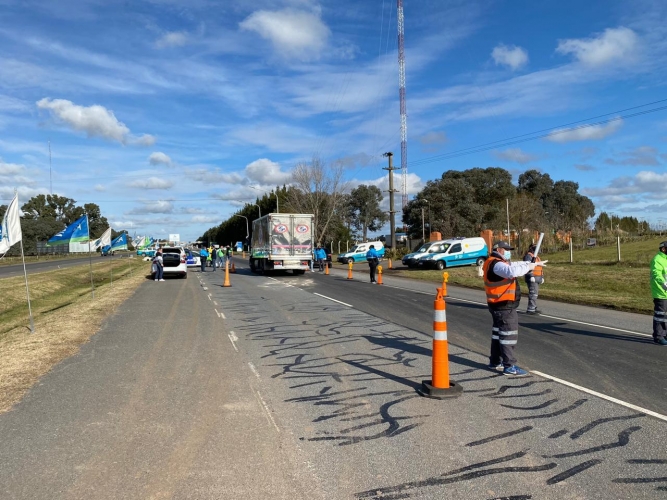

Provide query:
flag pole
left=19, top=238, right=34, bottom=333
left=87, top=215, right=95, bottom=299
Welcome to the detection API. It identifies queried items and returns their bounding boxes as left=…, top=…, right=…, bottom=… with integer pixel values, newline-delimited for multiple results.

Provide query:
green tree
left=83, top=203, right=109, bottom=238
left=348, top=185, right=387, bottom=241
left=21, top=194, right=57, bottom=220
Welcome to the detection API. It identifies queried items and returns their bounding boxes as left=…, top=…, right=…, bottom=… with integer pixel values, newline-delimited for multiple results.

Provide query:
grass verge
left=0, top=258, right=147, bottom=414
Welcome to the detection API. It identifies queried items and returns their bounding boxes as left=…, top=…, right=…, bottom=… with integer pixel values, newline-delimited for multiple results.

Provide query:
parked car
left=185, top=249, right=200, bottom=267
left=154, top=246, right=188, bottom=279
left=402, top=241, right=444, bottom=268
left=337, top=241, right=385, bottom=264
left=418, top=237, right=488, bottom=270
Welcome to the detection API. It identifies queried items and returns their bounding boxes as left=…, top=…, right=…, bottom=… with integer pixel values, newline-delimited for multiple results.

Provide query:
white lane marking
left=253, top=388, right=280, bottom=433
left=536, top=314, right=652, bottom=338
left=532, top=370, right=667, bottom=423
left=220, top=311, right=226, bottom=319
left=213, top=301, right=218, bottom=306
left=381, top=284, right=651, bottom=338
left=207, top=293, right=212, bottom=300
left=227, top=331, right=239, bottom=352
left=248, top=362, right=261, bottom=379
left=214, top=309, right=220, bottom=318
left=313, top=293, right=352, bottom=307
left=267, top=277, right=279, bottom=281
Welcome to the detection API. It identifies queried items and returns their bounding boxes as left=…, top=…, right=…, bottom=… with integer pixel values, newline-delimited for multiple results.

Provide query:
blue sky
left=1, top=0, right=666, bottom=241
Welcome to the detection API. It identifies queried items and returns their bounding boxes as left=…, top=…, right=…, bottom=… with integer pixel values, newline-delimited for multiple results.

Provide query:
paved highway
left=0, top=255, right=138, bottom=279
left=0, top=262, right=665, bottom=499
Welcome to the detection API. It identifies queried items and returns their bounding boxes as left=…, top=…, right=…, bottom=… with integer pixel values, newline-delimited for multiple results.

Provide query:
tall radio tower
left=397, top=0, right=408, bottom=209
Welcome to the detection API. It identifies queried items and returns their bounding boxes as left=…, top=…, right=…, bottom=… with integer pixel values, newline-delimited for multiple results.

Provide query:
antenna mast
left=48, top=140, right=52, bottom=195
left=397, top=0, right=408, bottom=209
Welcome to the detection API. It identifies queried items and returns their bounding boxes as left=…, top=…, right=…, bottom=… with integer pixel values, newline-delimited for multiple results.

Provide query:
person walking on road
left=226, top=246, right=233, bottom=267
left=315, top=246, right=326, bottom=272
left=366, top=244, right=380, bottom=284
left=650, top=241, right=667, bottom=346
left=152, top=249, right=164, bottom=282
left=483, top=241, right=547, bottom=376
left=523, top=243, right=544, bottom=314
left=199, top=247, right=209, bottom=273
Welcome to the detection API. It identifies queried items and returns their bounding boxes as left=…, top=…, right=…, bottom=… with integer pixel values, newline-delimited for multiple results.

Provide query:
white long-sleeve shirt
left=489, top=252, right=535, bottom=279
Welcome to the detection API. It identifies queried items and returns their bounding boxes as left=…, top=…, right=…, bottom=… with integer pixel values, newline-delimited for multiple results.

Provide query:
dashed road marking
left=214, top=309, right=220, bottom=318
left=313, top=293, right=352, bottom=307
left=532, top=370, right=667, bottom=423
left=253, top=388, right=279, bottom=433
left=228, top=331, right=239, bottom=352
left=220, top=311, right=226, bottom=319
left=248, top=362, right=260, bottom=379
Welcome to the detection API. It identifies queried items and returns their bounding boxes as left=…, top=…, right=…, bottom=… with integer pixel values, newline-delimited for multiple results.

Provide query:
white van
left=337, top=241, right=385, bottom=264
left=402, top=240, right=445, bottom=268
left=418, top=237, right=488, bottom=270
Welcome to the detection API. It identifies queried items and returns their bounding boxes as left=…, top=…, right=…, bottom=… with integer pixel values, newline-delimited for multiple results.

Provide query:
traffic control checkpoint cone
left=324, top=261, right=330, bottom=275
left=388, top=258, right=393, bottom=270
left=231, top=261, right=236, bottom=273
left=419, top=274, right=463, bottom=399
left=223, top=259, right=232, bottom=287
left=347, top=261, right=353, bottom=280
left=377, top=265, right=383, bottom=285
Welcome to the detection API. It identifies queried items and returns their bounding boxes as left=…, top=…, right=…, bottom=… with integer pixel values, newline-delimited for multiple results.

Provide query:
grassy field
left=338, top=237, right=665, bottom=315
left=0, top=251, right=135, bottom=267
left=0, top=258, right=148, bottom=413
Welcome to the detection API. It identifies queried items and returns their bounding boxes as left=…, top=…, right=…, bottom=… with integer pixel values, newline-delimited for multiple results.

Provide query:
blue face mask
left=504, top=251, right=512, bottom=261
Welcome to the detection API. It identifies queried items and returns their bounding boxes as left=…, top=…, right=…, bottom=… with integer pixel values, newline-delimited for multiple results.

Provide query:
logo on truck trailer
left=296, top=224, right=309, bottom=233
left=274, top=224, right=288, bottom=233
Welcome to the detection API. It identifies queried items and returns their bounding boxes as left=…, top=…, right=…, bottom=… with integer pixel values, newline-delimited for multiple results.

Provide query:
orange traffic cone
left=324, top=262, right=329, bottom=275
left=388, top=259, right=393, bottom=270
left=347, top=261, right=353, bottom=280
left=419, top=276, right=462, bottom=399
left=223, top=260, right=231, bottom=287
left=377, top=265, right=383, bottom=285
left=231, top=261, right=236, bottom=273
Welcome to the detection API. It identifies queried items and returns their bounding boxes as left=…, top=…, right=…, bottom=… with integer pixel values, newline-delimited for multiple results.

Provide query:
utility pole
left=48, top=140, right=52, bottom=195
left=383, top=152, right=398, bottom=252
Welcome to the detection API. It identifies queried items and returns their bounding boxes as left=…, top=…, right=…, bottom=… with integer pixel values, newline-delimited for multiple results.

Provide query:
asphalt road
left=0, top=261, right=665, bottom=499
left=0, top=255, right=135, bottom=279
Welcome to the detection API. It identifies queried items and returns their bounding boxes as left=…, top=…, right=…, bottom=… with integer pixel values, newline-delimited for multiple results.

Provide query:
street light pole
left=421, top=207, right=425, bottom=242
left=234, top=215, right=249, bottom=250
left=253, top=204, right=262, bottom=218
left=274, top=193, right=279, bottom=213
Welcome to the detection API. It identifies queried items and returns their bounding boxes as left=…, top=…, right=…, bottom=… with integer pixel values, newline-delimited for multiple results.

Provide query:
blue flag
left=110, top=233, right=128, bottom=250
left=47, top=215, right=89, bottom=246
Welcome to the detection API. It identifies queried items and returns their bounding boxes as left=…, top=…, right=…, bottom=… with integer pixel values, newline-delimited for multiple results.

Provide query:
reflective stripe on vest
left=483, top=256, right=517, bottom=303
left=526, top=252, right=543, bottom=276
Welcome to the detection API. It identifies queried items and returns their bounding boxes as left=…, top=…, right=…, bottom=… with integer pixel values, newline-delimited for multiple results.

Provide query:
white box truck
left=250, top=214, right=314, bottom=275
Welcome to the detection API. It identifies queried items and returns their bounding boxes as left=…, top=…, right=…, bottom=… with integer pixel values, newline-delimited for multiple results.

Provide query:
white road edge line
left=253, top=388, right=280, bottom=433
left=214, top=309, right=220, bottom=318
left=313, top=293, right=352, bottom=307
left=531, top=370, right=667, bottom=423
left=382, top=284, right=650, bottom=338
left=248, top=362, right=260, bottom=379
left=220, top=311, right=226, bottom=319
left=227, top=331, right=239, bottom=352
left=213, top=301, right=218, bottom=306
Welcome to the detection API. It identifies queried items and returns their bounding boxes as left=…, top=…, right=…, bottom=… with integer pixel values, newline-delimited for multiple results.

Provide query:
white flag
left=93, top=227, right=112, bottom=249
left=0, top=193, right=21, bottom=255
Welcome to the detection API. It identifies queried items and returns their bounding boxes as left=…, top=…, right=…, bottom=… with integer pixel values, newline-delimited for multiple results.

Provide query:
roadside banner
left=110, top=233, right=128, bottom=251
left=93, top=227, right=112, bottom=250
left=47, top=215, right=89, bottom=246
left=0, top=192, right=22, bottom=256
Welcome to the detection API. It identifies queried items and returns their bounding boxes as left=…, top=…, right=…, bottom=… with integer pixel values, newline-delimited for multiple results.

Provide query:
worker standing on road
left=523, top=243, right=544, bottom=315
left=650, top=241, right=667, bottom=346
left=216, top=247, right=224, bottom=269
left=152, top=249, right=164, bottom=282
left=315, top=246, right=326, bottom=272
left=366, top=244, right=380, bottom=284
left=199, top=247, right=208, bottom=273
left=483, top=241, right=547, bottom=377
left=226, top=246, right=233, bottom=266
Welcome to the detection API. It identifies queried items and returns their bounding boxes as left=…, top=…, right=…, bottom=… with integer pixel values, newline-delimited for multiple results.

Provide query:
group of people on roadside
left=199, top=245, right=233, bottom=273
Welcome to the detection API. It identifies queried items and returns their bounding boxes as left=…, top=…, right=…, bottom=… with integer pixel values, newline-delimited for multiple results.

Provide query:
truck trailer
left=250, top=213, right=314, bottom=275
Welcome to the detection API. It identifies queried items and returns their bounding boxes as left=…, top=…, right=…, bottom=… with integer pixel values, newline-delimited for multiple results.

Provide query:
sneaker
left=488, top=363, right=504, bottom=371
left=654, top=338, right=667, bottom=346
left=503, top=365, right=530, bottom=377
left=159, top=279, right=165, bottom=282
left=526, top=310, right=542, bottom=315
left=154, top=279, right=158, bottom=281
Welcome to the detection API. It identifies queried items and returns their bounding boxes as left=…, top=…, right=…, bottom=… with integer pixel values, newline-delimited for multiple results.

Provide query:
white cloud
left=584, top=170, right=667, bottom=202
left=128, top=201, right=174, bottom=214
left=156, top=31, right=188, bottom=49
left=491, top=44, right=528, bottom=70
left=128, top=177, right=174, bottom=189
left=0, top=159, right=26, bottom=176
left=239, top=8, right=331, bottom=61
left=149, top=152, right=173, bottom=166
left=604, top=146, right=661, bottom=166
left=244, top=158, right=291, bottom=184
left=418, top=131, right=448, bottom=145
left=185, top=168, right=245, bottom=185
left=94, top=184, right=106, bottom=192
left=192, top=215, right=221, bottom=224
left=36, top=98, right=154, bottom=146
left=556, top=27, right=639, bottom=67
left=546, top=119, right=623, bottom=143
left=492, top=148, right=538, bottom=164
left=574, top=164, right=596, bottom=171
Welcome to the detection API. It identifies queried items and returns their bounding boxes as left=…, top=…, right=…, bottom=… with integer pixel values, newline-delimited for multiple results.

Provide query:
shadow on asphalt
left=521, top=321, right=654, bottom=344
left=339, top=358, right=422, bottom=392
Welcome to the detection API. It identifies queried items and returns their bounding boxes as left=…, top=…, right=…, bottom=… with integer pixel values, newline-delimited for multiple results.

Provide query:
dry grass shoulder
left=0, top=258, right=147, bottom=413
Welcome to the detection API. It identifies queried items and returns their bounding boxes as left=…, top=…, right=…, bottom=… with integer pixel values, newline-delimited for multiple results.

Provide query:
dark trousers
left=155, top=265, right=163, bottom=280
left=369, top=261, right=378, bottom=282
left=200, top=258, right=206, bottom=272
left=489, top=307, right=519, bottom=366
left=653, top=298, right=667, bottom=340
left=317, top=259, right=324, bottom=271
left=527, top=280, right=539, bottom=312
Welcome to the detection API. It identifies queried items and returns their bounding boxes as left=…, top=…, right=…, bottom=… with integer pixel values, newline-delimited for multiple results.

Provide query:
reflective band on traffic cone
left=432, top=288, right=449, bottom=388
left=377, top=265, right=383, bottom=285
left=223, top=259, right=231, bottom=287
left=347, top=261, right=353, bottom=280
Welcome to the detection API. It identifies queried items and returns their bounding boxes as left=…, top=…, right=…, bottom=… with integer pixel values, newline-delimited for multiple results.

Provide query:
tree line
left=0, top=194, right=113, bottom=255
